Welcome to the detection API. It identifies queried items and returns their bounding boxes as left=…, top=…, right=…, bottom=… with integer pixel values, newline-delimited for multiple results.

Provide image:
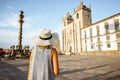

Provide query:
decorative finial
left=67, top=12, right=69, bottom=15
left=80, top=1, right=83, bottom=6
left=19, top=10, right=24, bottom=23
left=89, top=4, right=91, bottom=9
left=73, top=8, right=75, bottom=11
left=20, top=10, right=24, bottom=14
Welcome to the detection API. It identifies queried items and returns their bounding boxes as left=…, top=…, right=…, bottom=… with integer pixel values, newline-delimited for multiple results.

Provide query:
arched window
left=64, top=22, right=66, bottom=26
left=104, top=22, right=109, bottom=34
left=84, top=30, right=86, bottom=38
left=114, top=21, right=119, bottom=31
left=97, top=26, right=100, bottom=35
left=90, top=28, right=92, bottom=37
left=106, top=35, right=110, bottom=40
left=76, top=13, right=79, bottom=19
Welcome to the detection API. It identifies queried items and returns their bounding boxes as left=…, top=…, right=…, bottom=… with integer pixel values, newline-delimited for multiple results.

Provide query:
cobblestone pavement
left=0, top=55, right=120, bottom=80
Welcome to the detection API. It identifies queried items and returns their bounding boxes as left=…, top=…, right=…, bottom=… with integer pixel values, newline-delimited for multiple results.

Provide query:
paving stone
left=0, top=55, right=120, bottom=80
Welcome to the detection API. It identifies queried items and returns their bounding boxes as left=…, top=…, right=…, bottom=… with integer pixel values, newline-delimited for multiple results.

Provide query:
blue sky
left=0, top=0, right=120, bottom=49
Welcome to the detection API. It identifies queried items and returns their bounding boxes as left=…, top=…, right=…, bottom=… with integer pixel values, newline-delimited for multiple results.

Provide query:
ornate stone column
left=18, top=10, right=24, bottom=51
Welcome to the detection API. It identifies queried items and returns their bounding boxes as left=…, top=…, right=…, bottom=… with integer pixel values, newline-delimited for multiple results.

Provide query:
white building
left=62, top=2, right=120, bottom=55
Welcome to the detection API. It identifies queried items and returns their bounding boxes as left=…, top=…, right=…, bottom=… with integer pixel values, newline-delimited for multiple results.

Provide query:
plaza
left=0, top=55, right=120, bottom=80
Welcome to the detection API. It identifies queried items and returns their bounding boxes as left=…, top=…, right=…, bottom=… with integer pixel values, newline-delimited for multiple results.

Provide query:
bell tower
left=74, top=2, right=92, bottom=28
left=62, top=13, right=73, bottom=53
left=62, top=2, right=92, bottom=55
left=73, top=2, right=92, bottom=54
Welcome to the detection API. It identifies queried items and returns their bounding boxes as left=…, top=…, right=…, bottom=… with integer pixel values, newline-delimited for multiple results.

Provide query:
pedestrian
left=28, top=28, right=59, bottom=80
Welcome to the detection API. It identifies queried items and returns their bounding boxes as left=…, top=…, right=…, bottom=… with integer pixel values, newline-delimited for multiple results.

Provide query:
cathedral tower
left=62, top=2, right=92, bottom=55
left=74, top=2, right=92, bottom=28
left=62, top=13, right=73, bottom=53
left=73, top=2, right=92, bottom=54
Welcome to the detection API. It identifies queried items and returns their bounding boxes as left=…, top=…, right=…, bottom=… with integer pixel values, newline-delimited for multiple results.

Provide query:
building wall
left=62, top=2, right=120, bottom=55
left=81, top=14, right=120, bottom=55
left=62, top=20, right=74, bottom=55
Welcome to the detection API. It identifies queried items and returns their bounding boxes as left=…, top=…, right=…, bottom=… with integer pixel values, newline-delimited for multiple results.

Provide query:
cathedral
left=62, top=2, right=120, bottom=55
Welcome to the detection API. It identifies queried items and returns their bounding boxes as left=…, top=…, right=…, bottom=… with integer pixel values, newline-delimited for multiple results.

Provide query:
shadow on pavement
left=59, top=63, right=120, bottom=80
left=0, top=61, right=28, bottom=80
left=82, top=68, right=120, bottom=80
left=60, top=64, right=109, bottom=75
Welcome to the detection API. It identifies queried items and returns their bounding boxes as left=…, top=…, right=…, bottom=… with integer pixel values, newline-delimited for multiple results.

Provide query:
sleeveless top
left=30, top=46, right=55, bottom=80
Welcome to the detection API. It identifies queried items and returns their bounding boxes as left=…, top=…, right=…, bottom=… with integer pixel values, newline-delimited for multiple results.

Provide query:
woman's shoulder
left=51, top=47, right=57, bottom=51
left=51, top=47, right=58, bottom=55
left=51, top=47, right=56, bottom=50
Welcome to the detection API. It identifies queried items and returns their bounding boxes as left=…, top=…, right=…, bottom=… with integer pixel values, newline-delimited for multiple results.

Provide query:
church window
left=64, top=22, right=66, bottom=26
left=91, top=39, right=93, bottom=49
left=97, top=27, right=100, bottom=35
left=90, top=28, right=92, bottom=37
left=97, top=37, right=100, bottom=41
left=106, top=35, right=110, bottom=40
left=91, top=45, right=93, bottom=49
left=117, top=43, right=120, bottom=51
left=85, top=46, right=87, bottom=52
left=91, top=39, right=93, bottom=42
left=76, top=13, right=79, bottom=19
left=114, top=21, right=120, bottom=31
left=105, top=24, right=109, bottom=34
left=84, top=30, right=87, bottom=38
left=85, top=40, right=87, bottom=43
left=116, top=33, right=120, bottom=38
left=107, top=43, right=111, bottom=48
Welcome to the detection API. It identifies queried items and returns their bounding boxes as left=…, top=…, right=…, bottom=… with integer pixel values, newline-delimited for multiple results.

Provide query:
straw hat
left=32, top=28, right=59, bottom=46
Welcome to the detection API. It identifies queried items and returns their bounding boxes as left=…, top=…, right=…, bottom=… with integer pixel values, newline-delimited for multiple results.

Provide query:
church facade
left=62, top=2, right=120, bottom=55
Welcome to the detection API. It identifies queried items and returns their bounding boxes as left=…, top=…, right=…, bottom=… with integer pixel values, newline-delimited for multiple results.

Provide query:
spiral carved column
left=18, top=10, right=24, bottom=51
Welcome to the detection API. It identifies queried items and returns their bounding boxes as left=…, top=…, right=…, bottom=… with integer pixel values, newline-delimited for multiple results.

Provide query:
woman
left=28, top=28, right=59, bottom=80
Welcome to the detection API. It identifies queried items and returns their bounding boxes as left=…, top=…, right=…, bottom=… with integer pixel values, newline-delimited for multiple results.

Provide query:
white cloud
left=0, top=12, right=38, bottom=29
left=0, top=12, right=41, bottom=48
left=0, top=12, right=62, bottom=49
left=0, top=29, right=17, bottom=37
left=8, top=6, right=13, bottom=9
left=0, top=13, right=19, bottom=28
left=0, top=29, right=18, bottom=48
left=0, top=29, right=35, bottom=49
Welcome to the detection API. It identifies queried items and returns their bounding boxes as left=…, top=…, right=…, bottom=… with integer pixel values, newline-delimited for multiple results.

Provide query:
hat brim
left=32, top=33, right=59, bottom=46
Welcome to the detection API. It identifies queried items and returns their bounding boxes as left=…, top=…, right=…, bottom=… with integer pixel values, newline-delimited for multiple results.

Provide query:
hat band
left=39, top=35, right=52, bottom=40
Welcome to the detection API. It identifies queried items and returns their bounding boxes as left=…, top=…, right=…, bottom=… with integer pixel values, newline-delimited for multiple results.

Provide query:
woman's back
left=28, top=28, right=59, bottom=80
left=30, top=47, right=55, bottom=80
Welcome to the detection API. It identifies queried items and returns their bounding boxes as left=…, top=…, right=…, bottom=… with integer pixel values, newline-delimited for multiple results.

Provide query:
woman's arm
left=28, top=49, right=33, bottom=80
left=52, top=48, right=59, bottom=76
